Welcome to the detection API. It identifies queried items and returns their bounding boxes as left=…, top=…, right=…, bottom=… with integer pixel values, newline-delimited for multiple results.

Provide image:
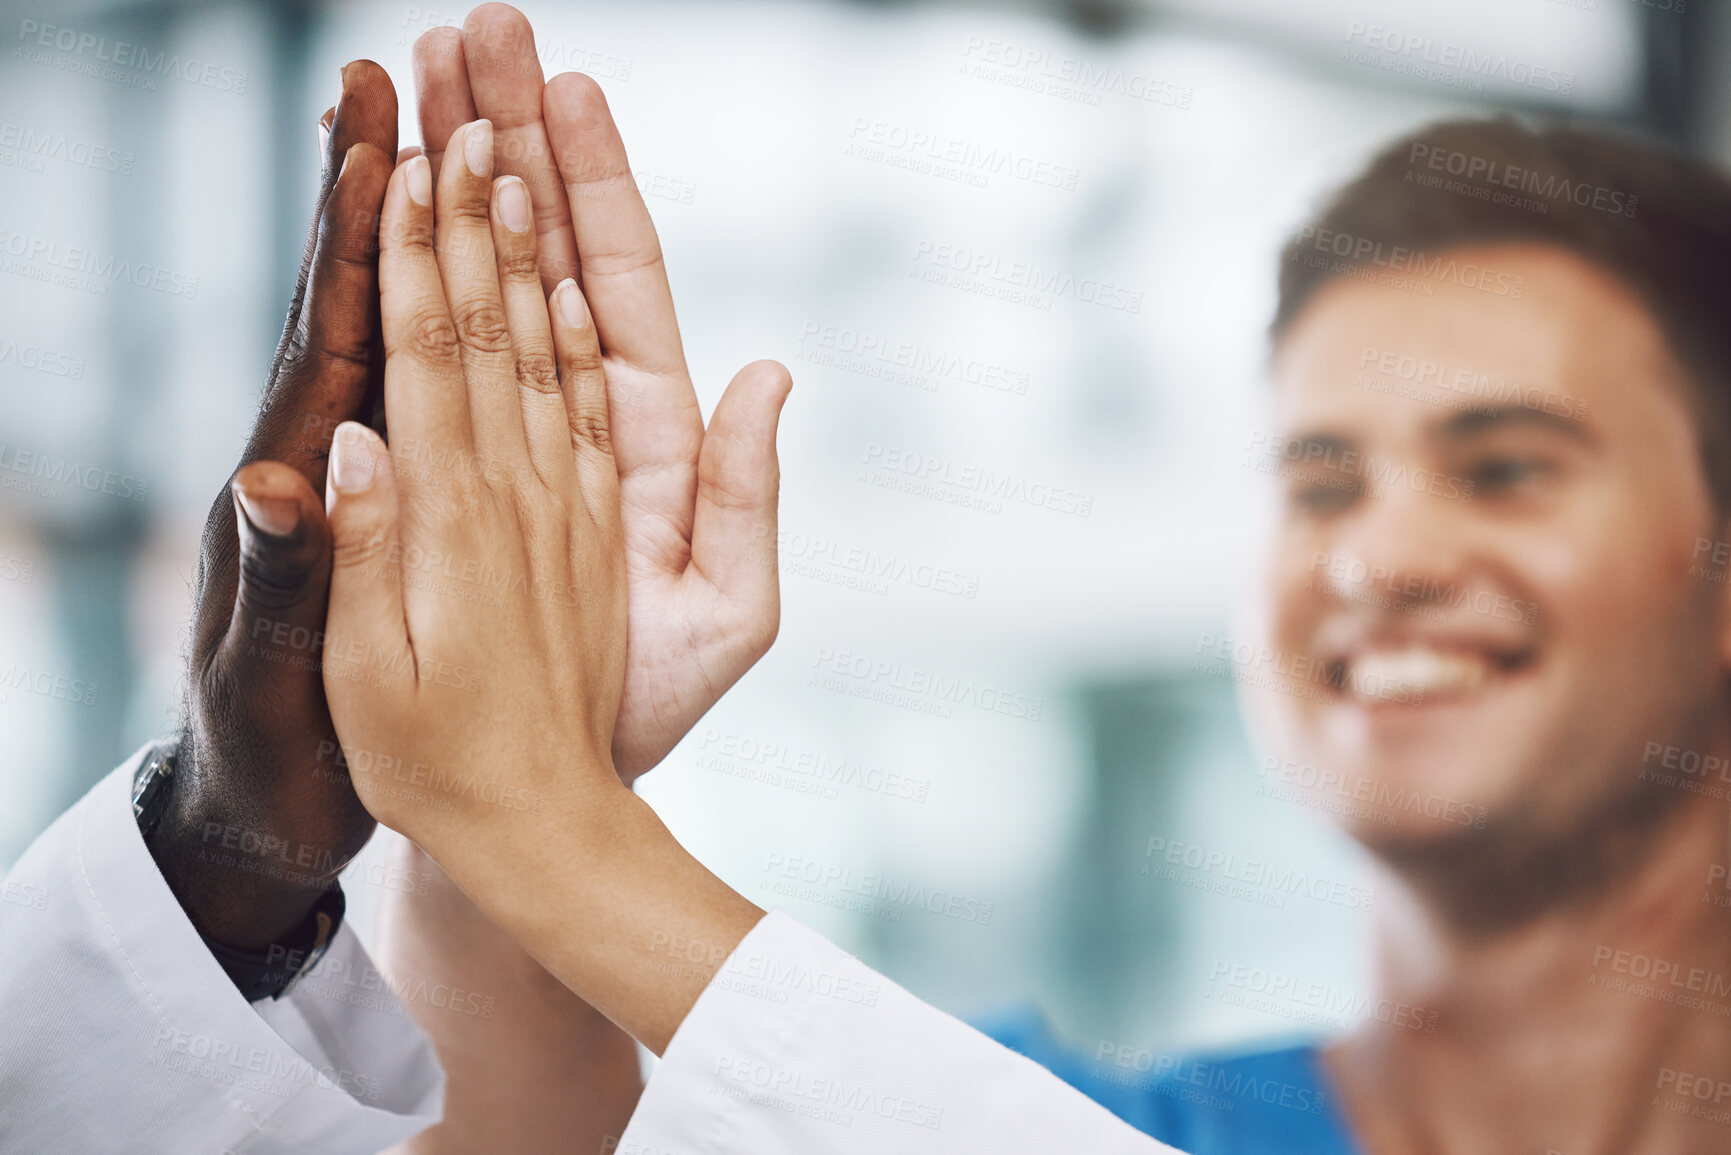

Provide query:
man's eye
left=1288, top=478, right=1362, bottom=515
left=1468, top=456, right=1550, bottom=490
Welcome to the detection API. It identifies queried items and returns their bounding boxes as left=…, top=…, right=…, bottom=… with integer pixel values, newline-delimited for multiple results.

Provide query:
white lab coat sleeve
left=0, top=747, right=444, bottom=1154
left=617, top=909, right=1182, bottom=1155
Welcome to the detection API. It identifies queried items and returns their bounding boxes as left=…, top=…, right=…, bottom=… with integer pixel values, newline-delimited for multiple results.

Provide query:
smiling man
left=987, top=118, right=1731, bottom=1154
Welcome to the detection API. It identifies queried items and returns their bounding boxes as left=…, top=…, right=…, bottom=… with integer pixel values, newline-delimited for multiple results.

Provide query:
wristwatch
left=133, top=739, right=347, bottom=1002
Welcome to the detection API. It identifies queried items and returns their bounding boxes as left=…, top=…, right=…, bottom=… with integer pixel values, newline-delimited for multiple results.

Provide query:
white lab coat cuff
left=619, top=908, right=1175, bottom=1154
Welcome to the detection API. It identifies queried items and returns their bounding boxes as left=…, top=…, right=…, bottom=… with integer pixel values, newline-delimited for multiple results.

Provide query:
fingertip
left=413, top=23, right=464, bottom=69
left=750, top=358, right=794, bottom=402
left=331, top=59, right=400, bottom=161
left=233, top=461, right=315, bottom=540
left=544, top=69, right=606, bottom=114
left=327, top=421, right=388, bottom=509
left=462, top=2, right=535, bottom=52
left=405, top=153, right=432, bottom=207
left=552, top=277, right=590, bottom=330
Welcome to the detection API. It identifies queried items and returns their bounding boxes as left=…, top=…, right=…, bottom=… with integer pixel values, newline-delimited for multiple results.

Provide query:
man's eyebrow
left=1434, top=404, right=1597, bottom=444
left=1277, top=431, right=1359, bottom=458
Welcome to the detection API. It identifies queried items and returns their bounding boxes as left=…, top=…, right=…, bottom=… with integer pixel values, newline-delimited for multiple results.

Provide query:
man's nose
left=1322, top=480, right=1472, bottom=608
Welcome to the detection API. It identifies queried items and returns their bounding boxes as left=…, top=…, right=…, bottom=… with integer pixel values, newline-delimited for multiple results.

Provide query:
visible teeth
left=1345, top=647, right=1488, bottom=701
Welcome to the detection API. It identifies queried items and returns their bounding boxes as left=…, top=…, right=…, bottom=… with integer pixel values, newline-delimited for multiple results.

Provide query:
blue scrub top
left=977, top=1009, right=1362, bottom=1155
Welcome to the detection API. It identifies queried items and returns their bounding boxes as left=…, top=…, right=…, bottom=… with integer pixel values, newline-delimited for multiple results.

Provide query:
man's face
left=1253, top=242, right=1729, bottom=856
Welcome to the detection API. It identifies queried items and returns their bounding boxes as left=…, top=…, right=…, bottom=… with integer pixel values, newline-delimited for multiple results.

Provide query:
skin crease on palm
left=1249, top=242, right=1731, bottom=1152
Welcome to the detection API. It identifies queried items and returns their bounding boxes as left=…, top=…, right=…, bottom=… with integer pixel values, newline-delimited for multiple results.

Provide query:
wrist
left=148, top=744, right=355, bottom=949
left=450, top=781, right=763, bottom=1054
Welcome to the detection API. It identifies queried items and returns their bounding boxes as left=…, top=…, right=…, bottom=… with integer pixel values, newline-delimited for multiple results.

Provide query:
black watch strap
left=133, top=740, right=348, bottom=1002
left=198, top=884, right=346, bottom=1002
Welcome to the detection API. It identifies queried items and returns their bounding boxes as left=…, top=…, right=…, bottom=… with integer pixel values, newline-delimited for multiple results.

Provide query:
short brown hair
left=1272, top=117, right=1731, bottom=504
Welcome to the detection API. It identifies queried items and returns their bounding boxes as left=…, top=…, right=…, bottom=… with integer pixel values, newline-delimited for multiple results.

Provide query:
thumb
left=217, top=461, right=335, bottom=714
left=322, top=422, right=412, bottom=708
left=692, top=359, right=792, bottom=608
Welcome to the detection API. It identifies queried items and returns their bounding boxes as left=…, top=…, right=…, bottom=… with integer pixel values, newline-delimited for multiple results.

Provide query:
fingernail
left=497, top=177, right=531, bottom=233
left=464, top=119, right=493, bottom=179
left=318, top=120, right=330, bottom=160
left=406, top=155, right=432, bottom=206
left=556, top=278, right=587, bottom=327
left=330, top=423, right=377, bottom=494
left=234, top=485, right=300, bottom=538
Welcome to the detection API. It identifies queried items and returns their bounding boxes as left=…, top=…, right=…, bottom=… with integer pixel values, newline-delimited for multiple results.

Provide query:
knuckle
left=515, top=351, right=560, bottom=396
left=494, top=243, right=540, bottom=284
left=330, top=521, right=392, bottom=571
left=237, top=544, right=314, bottom=613
left=569, top=401, right=613, bottom=456
left=407, top=308, right=460, bottom=363
left=451, top=298, right=513, bottom=355
left=562, top=337, right=604, bottom=376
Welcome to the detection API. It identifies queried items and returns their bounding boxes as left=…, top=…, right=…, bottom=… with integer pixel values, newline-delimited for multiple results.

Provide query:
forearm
left=376, top=835, right=643, bottom=1153
left=455, top=786, right=765, bottom=1057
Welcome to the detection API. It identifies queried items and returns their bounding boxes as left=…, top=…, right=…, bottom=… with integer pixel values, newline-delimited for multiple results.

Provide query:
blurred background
left=1, top=0, right=1727, bottom=1061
